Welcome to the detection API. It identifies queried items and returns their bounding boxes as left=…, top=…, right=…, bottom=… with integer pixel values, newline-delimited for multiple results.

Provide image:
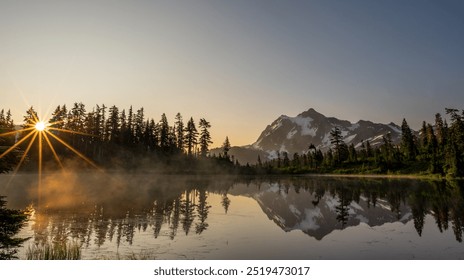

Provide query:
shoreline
left=298, top=173, right=448, bottom=180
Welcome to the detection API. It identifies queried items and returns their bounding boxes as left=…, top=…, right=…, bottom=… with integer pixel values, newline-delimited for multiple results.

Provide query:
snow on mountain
left=211, top=108, right=404, bottom=164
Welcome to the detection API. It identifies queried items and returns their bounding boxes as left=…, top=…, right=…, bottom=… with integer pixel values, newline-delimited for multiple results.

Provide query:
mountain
left=211, top=108, right=403, bottom=164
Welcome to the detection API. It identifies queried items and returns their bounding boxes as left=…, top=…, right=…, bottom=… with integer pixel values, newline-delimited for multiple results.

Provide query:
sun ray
left=14, top=131, right=38, bottom=172
left=0, top=127, right=35, bottom=138
left=38, top=128, right=42, bottom=195
left=5, top=131, right=39, bottom=187
left=23, top=124, right=38, bottom=129
left=45, top=130, right=102, bottom=171
left=42, top=131, right=64, bottom=170
left=30, top=110, right=39, bottom=123
left=47, top=119, right=65, bottom=127
left=48, top=127, right=95, bottom=137
left=0, top=129, right=36, bottom=159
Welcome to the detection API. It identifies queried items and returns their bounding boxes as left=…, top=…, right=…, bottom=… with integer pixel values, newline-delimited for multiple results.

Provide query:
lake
left=1, top=172, right=464, bottom=259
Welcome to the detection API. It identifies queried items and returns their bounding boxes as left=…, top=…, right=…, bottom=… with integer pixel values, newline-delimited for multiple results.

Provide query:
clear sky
left=1, top=0, right=463, bottom=146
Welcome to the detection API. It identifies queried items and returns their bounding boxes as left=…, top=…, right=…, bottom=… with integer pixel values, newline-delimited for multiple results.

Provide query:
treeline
left=1, top=103, right=235, bottom=172
left=254, top=108, right=464, bottom=178
left=0, top=109, right=17, bottom=172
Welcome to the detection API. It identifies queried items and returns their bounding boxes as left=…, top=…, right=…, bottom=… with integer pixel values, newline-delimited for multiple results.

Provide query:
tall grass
left=26, top=241, right=81, bottom=260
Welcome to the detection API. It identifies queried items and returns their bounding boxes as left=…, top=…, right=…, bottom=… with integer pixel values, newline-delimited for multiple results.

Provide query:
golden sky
left=1, top=1, right=463, bottom=146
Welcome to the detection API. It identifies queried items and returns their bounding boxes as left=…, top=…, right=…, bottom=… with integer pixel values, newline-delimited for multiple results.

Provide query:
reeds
left=26, top=241, right=81, bottom=260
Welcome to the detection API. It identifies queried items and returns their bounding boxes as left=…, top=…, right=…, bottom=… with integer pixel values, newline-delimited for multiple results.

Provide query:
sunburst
left=0, top=109, right=101, bottom=192
left=34, top=121, right=47, bottom=132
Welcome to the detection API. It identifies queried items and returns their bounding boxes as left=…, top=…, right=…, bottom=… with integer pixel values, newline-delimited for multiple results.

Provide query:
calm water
left=1, top=172, right=464, bottom=259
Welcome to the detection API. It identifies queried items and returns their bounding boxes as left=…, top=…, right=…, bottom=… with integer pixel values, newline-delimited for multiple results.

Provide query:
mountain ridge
left=211, top=108, right=404, bottom=164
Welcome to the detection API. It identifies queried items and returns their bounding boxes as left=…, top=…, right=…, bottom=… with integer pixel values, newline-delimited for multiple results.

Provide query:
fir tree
left=185, top=117, right=198, bottom=156
left=198, top=118, right=212, bottom=157
left=107, top=105, right=120, bottom=143
left=159, top=113, right=170, bottom=152
left=0, top=196, right=29, bottom=259
left=222, top=136, right=231, bottom=158
left=400, top=118, right=416, bottom=161
left=329, top=127, right=345, bottom=164
left=175, top=113, right=185, bottom=152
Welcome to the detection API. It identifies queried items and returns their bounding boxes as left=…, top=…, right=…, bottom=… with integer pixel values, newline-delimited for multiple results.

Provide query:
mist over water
left=1, top=173, right=464, bottom=259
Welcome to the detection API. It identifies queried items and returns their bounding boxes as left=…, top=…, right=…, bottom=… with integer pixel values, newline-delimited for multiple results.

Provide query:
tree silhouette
left=221, top=194, right=231, bottom=214
left=195, top=189, right=211, bottom=234
left=0, top=196, right=29, bottom=259
left=222, top=136, right=231, bottom=158
left=185, top=118, right=198, bottom=156
left=335, top=188, right=351, bottom=228
left=199, top=118, right=212, bottom=157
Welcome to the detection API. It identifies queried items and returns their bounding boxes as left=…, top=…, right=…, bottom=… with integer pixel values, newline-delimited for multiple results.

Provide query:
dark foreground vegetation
left=0, top=196, right=29, bottom=259
left=1, top=105, right=464, bottom=178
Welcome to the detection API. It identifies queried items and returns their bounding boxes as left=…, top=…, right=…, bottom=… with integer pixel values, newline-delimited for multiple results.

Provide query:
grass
left=94, top=250, right=157, bottom=260
left=26, top=241, right=82, bottom=260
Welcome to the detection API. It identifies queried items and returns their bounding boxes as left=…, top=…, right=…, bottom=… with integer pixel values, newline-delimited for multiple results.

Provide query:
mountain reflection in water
left=1, top=173, right=464, bottom=259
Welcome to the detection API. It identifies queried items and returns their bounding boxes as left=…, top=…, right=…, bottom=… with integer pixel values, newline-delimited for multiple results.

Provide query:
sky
left=1, top=0, right=463, bottom=146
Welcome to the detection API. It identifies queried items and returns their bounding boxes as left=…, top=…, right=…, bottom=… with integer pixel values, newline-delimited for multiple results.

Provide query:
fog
left=0, top=167, right=236, bottom=216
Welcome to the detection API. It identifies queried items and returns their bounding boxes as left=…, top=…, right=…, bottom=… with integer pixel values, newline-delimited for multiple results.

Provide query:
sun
left=1, top=110, right=101, bottom=178
left=35, top=121, right=47, bottom=131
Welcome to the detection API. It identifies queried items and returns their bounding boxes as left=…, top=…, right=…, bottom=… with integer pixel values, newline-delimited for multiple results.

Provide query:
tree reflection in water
left=3, top=176, right=464, bottom=258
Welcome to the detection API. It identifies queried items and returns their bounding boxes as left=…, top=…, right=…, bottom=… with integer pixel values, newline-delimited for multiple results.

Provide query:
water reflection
left=249, top=177, right=464, bottom=241
left=1, top=174, right=464, bottom=259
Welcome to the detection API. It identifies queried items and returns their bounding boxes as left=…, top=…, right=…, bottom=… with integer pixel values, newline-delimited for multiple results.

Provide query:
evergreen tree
left=308, top=143, right=317, bottom=169
left=50, top=105, right=67, bottom=131
left=168, top=126, right=177, bottom=153
left=126, top=106, right=134, bottom=146
left=142, top=120, right=151, bottom=151
left=4, top=110, right=13, bottom=130
left=174, top=113, right=185, bottom=152
left=134, top=107, right=145, bottom=144
left=0, top=109, right=15, bottom=147
left=325, top=148, right=334, bottom=167
left=381, top=133, right=395, bottom=167
left=22, top=106, right=38, bottom=129
left=435, top=113, right=446, bottom=146
left=365, top=140, right=373, bottom=158
left=185, top=117, right=198, bottom=156
left=107, top=105, right=120, bottom=143
left=257, top=155, right=262, bottom=167
left=0, top=196, right=29, bottom=259
left=119, top=109, right=127, bottom=145
left=159, top=113, right=170, bottom=152
left=150, top=119, right=159, bottom=150
left=426, top=124, right=440, bottom=173
left=400, top=118, right=416, bottom=161
left=292, top=152, right=300, bottom=167
left=348, top=143, right=357, bottom=163
left=222, top=136, right=231, bottom=158
left=445, top=108, right=464, bottom=177
left=198, top=118, right=212, bottom=157
left=0, top=110, right=17, bottom=173
left=0, top=110, right=4, bottom=127
left=282, top=152, right=290, bottom=167
left=329, top=127, right=345, bottom=164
